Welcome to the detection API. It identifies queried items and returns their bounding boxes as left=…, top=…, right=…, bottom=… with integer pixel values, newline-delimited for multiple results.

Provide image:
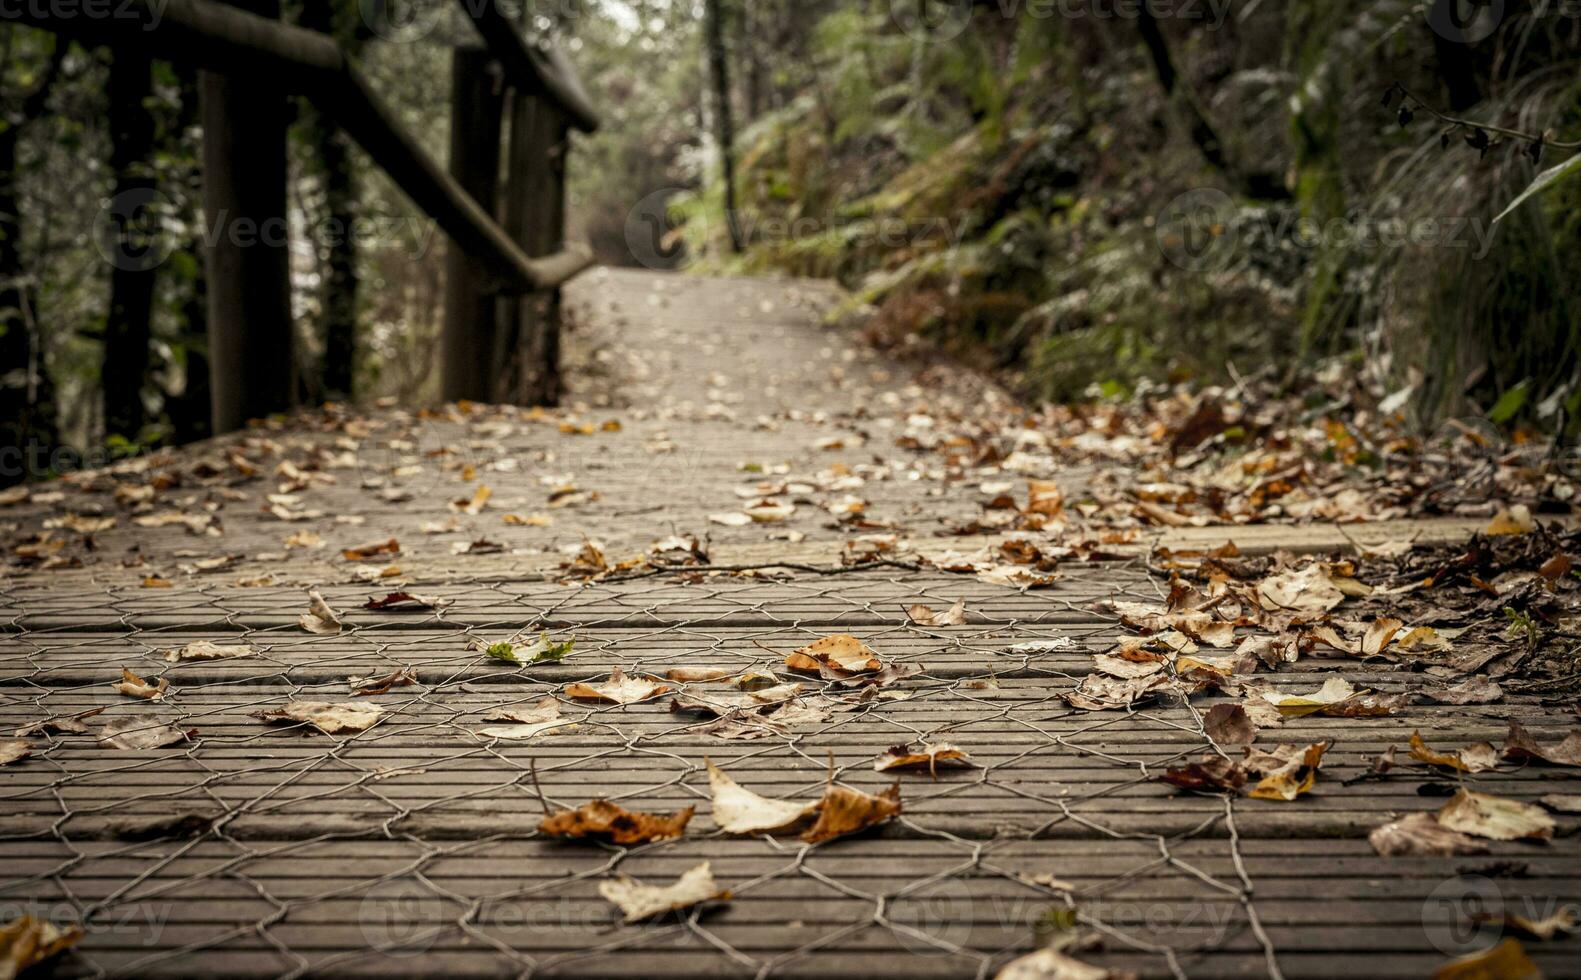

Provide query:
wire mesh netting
left=4, top=565, right=1581, bottom=979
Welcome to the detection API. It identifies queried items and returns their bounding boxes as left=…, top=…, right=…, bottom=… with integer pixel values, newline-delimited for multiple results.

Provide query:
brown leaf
left=254, top=701, right=383, bottom=735
left=1369, top=812, right=1490, bottom=857
left=346, top=667, right=418, bottom=696
left=1503, top=721, right=1581, bottom=767
left=538, top=799, right=694, bottom=844
left=1203, top=703, right=1257, bottom=745
left=0, top=915, right=84, bottom=980
left=341, top=537, right=401, bottom=561
left=0, top=740, right=30, bottom=767
left=97, top=717, right=194, bottom=750
left=1410, top=732, right=1501, bottom=773
left=163, top=640, right=257, bottom=663
left=905, top=600, right=967, bottom=626
left=564, top=667, right=673, bottom=704
left=786, top=634, right=883, bottom=676
left=299, top=588, right=343, bottom=634
left=477, top=697, right=572, bottom=740
left=801, top=782, right=902, bottom=843
left=1471, top=906, right=1579, bottom=942
left=1430, top=938, right=1542, bottom=980
left=1161, top=756, right=1247, bottom=794
left=13, top=708, right=105, bottom=737
left=873, top=742, right=971, bottom=778
left=598, top=861, right=730, bottom=923
left=1064, top=673, right=1168, bottom=711
left=1245, top=742, right=1329, bottom=801
left=362, top=591, right=450, bottom=612
left=112, top=668, right=169, bottom=701
left=1424, top=676, right=1504, bottom=705
left=1436, top=789, right=1555, bottom=842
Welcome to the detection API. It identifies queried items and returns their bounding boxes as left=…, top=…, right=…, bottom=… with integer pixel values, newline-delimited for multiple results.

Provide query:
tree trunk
left=298, top=0, right=361, bottom=402
left=102, top=48, right=159, bottom=444
left=440, top=47, right=505, bottom=403
left=1135, top=11, right=1287, bottom=201
left=0, top=36, right=65, bottom=485
left=704, top=0, right=743, bottom=252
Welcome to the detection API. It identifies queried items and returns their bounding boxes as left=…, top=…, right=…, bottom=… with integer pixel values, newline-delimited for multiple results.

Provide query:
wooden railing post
left=441, top=48, right=506, bottom=404
left=499, top=94, right=569, bottom=405
left=200, top=0, right=294, bottom=433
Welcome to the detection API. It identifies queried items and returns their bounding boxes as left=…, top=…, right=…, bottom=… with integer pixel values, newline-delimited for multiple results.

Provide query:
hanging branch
left=1383, top=83, right=1581, bottom=166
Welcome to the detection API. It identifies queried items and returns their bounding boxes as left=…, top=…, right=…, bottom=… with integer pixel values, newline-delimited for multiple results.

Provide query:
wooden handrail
left=5, top=0, right=592, bottom=293
left=455, top=0, right=600, bottom=133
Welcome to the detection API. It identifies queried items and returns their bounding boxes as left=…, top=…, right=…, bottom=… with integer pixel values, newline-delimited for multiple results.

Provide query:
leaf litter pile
left=2, top=342, right=1581, bottom=974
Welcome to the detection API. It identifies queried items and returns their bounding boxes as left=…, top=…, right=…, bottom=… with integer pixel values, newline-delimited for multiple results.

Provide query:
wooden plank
left=440, top=47, right=507, bottom=404
left=199, top=0, right=294, bottom=434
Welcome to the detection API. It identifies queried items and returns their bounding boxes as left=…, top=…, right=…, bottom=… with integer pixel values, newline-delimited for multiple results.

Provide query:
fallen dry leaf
left=1471, top=906, right=1579, bottom=942
left=0, top=740, right=30, bottom=767
left=13, top=708, right=104, bottom=737
left=1503, top=721, right=1581, bottom=767
left=1161, top=756, right=1247, bottom=794
left=1430, top=938, right=1541, bottom=980
left=254, top=701, right=383, bottom=735
left=163, top=640, right=257, bottom=663
left=538, top=799, right=694, bottom=844
left=0, top=915, right=84, bottom=980
left=1369, top=812, right=1489, bottom=857
left=996, top=944, right=1129, bottom=979
left=1258, top=676, right=1380, bottom=718
left=452, top=485, right=492, bottom=515
left=706, top=759, right=816, bottom=834
left=112, top=668, right=169, bottom=701
left=346, top=667, right=418, bottom=696
left=598, top=861, right=730, bottom=923
left=1256, top=564, right=1348, bottom=615
left=873, top=742, right=971, bottom=778
left=801, top=782, right=902, bottom=843
left=1064, top=673, right=1168, bottom=711
left=786, top=634, right=883, bottom=676
left=1203, top=703, right=1257, bottom=745
left=362, top=591, right=451, bottom=612
left=1245, top=741, right=1329, bottom=801
left=299, top=589, right=343, bottom=634
left=1484, top=505, right=1536, bottom=536
left=478, top=698, right=573, bottom=740
left=1409, top=732, right=1500, bottom=773
left=1436, top=789, right=1555, bottom=842
left=341, top=537, right=401, bottom=561
left=564, top=667, right=672, bottom=704
left=98, top=718, right=194, bottom=750
left=906, top=600, right=967, bottom=626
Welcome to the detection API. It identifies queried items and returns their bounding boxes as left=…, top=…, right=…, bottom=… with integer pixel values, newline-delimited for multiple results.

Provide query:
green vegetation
left=628, top=0, right=1581, bottom=430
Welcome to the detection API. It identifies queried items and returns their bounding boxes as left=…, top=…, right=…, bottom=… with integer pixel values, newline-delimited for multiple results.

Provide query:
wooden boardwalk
left=2, top=269, right=1578, bottom=978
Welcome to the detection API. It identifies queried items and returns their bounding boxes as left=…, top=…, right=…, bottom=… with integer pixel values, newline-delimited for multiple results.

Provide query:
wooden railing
left=6, top=0, right=598, bottom=431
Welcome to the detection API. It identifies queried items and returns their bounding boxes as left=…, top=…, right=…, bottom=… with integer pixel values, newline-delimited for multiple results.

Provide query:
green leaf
left=1494, top=152, right=1581, bottom=225
left=1488, top=381, right=1531, bottom=425
left=485, top=634, right=574, bottom=666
